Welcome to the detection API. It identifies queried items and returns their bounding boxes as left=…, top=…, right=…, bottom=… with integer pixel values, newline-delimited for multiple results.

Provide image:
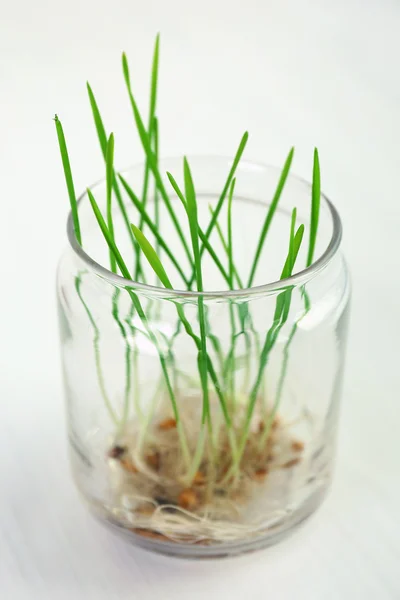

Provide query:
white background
left=1, top=0, right=400, bottom=598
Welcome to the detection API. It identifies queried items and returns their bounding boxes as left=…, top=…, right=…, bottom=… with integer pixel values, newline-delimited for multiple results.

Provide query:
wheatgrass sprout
left=265, top=149, right=322, bottom=447
left=135, top=34, right=160, bottom=281
left=86, top=84, right=144, bottom=278
left=54, top=115, right=81, bottom=245
left=87, top=188, right=191, bottom=468
left=122, top=51, right=194, bottom=271
left=226, top=211, right=305, bottom=476
left=119, top=174, right=190, bottom=287
left=247, top=147, right=295, bottom=287
left=130, top=218, right=238, bottom=478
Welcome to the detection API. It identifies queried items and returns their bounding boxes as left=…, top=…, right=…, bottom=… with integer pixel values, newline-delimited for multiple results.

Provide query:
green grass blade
left=288, top=207, right=297, bottom=269
left=149, top=34, right=160, bottom=131
left=122, top=52, right=193, bottom=268
left=264, top=149, right=322, bottom=447
left=226, top=178, right=237, bottom=409
left=226, top=217, right=305, bottom=476
left=167, top=171, right=231, bottom=286
left=87, top=189, right=130, bottom=278
left=306, top=148, right=321, bottom=267
left=183, top=132, right=248, bottom=289
left=227, top=178, right=235, bottom=287
left=247, top=147, right=294, bottom=287
left=106, top=133, right=117, bottom=273
left=135, top=35, right=160, bottom=278
left=119, top=174, right=190, bottom=286
left=183, top=157, right=209, bottom=428
left=86, top=83, right=145, bottom=280
left=274, top=219, right=304, bottom=324
left=86, top=83, right=107, bottom=155
left=129, top=215, right=232, bottom=438
left=166, top=171, right=186, bottom=206
left=54, top=115, right=82, bottom=245
left=153, top=117, right=161, bottom=265
left=87, top=188, right=191, bottom=464
left=201, top=132, right=248, bottom=250
left=279, top=220, right=304, bottom=284
left=183, top=158, right=202, bottom=291
left=131, top=224, right=172, bottom=289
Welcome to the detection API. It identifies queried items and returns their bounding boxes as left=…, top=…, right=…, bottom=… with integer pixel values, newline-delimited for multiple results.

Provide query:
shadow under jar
left=57, top=156, right=350, bottom=558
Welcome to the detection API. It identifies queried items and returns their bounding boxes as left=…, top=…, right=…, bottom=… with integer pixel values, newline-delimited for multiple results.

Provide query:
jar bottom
left=89, top=484, right=329, bottom=559
left=70, top=394, right=334, bottom=557
left=76, top=411, right=332, bottom=558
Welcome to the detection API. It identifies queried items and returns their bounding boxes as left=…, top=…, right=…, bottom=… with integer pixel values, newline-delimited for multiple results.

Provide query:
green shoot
left=185, top=132, right=249, bottom=289
left=131, top=223, right=232, bottom=432
left=119, top=174, right=190, bottom=287
left=182, top=156, right=212, bottom=475
left=54, top=115, right=81, bottom=245
left=247, top=147, right=294, bottom=287
left=106, top=133, right=117, bottom=273
left=122, top=52, right=194, bottom=269
left=135, top=34, right=160, bottom=279
left=270, top=150, right=322, bottom=432
left=201, top=132, right=249, bottom=250
left=307, top=148, right=321, bottom=267
left=166, top=171, right=231, bottom=286
left=86, top=82, right=145, bottom=279
left=149, top=34, right=160, bottom=126
left=208, top=200, right=254, bottom=397
left=87, top=188, right=191, bottom=467
left=227, top=179, right=235, bottom=288
left=227, top=179, right=237, bottom=406
left=226, top=212, right=305, bottom=475
left=153, top=117, right=160, bottom=260
left=86, top=83, right=107, bottom=154
left=131, top=224, right=171, bottom=288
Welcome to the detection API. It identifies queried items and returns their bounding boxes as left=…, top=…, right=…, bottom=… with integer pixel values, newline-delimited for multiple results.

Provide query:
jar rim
left=67, top=156, right=343, bottom=299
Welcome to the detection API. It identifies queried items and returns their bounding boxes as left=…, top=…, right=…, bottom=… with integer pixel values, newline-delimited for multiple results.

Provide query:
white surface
left=1, top=0, right=400, bottom=597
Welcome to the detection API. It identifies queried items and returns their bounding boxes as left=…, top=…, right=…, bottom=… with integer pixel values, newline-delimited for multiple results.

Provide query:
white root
left=108, top=395, right=309, bottom=544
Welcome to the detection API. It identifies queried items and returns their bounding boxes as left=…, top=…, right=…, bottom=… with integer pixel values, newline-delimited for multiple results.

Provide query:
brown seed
left=108, top=445, right=126, bottom=459
left=146, top=452, right=160, bottom=471
left=133, top=528, right=170, bottom=542
left=193, top=471, right=206, bottom=485
left=158, top=417, right=177, bottom=430
left=282, top=457, right=301, bottom=469
left=272, top=416, right=280, bottom=431
left=120, top=458, right=138, bottom=473
left=254, top=467, right=269, bottom=481
left=291, top=440, right=304, bottom=452
left=258, top=421, right=265, bottom=433
left=195, top=538, right=213, bottom=546
left=178, top=488, right=198, bottom=510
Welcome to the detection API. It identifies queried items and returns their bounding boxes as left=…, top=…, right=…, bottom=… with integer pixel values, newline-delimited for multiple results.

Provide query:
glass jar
left=57, top=156, right=350, bottom=558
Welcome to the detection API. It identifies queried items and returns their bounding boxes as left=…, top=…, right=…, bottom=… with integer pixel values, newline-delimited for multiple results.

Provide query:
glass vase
left=57, top=156, right=350, bottom=558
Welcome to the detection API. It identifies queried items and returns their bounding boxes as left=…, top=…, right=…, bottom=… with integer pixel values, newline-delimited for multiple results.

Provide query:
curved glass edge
left=66, top=158, right=343, bottom=301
